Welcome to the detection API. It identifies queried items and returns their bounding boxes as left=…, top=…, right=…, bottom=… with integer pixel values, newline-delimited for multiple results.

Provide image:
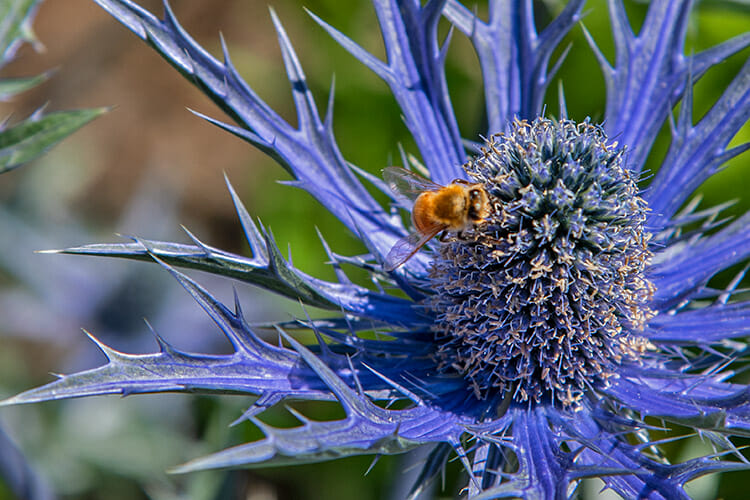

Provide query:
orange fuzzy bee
left=383, top=166, right=491, bottom=271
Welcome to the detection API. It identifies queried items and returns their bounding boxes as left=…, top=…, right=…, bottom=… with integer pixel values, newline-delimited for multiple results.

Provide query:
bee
left=383, top=166, right=491, bottom=271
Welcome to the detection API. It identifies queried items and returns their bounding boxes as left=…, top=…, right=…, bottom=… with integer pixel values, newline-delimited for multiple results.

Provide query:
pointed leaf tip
left=0, top=107, right=109, bottom=173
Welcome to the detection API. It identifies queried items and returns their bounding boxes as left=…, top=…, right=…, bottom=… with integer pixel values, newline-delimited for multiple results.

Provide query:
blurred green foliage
left=0, top=0, right=105, bottom=174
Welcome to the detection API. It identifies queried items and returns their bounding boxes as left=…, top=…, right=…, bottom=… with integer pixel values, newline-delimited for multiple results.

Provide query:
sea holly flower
left=3, top=0, right=750, bottom=498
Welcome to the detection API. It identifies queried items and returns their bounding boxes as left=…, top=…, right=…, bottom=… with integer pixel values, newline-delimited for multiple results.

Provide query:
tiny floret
left=430, top=118, right=654, bottom=407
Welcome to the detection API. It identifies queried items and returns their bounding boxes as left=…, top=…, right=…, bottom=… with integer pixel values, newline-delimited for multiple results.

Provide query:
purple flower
left=4, top=1, right=750, bottom=498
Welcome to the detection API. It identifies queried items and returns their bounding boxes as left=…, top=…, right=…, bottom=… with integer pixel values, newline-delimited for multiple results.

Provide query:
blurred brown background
left=1, top=1, right=293, bottom=248
left=0, top=0, right=414, bottom=273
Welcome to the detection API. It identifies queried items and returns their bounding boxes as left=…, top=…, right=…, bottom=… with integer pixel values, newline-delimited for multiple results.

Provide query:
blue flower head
left=430, top=118, right=654, bottom=408
left=4, top=1, right=750, bottom=498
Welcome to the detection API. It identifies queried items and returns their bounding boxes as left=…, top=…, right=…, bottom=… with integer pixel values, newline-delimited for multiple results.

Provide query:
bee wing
left=383, top=166, right=443, bottom=205
left=384, top=226, right=442, bottom=272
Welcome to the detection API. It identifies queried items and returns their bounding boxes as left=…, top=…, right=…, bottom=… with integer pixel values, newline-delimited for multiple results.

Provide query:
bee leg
left=438, top=230, right=450, bottom=242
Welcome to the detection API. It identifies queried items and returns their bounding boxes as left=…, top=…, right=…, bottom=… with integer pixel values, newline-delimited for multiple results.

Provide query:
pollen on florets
left=429, top=118, right=655, bottom=408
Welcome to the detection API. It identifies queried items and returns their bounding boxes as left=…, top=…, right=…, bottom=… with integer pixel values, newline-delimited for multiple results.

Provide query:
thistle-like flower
left=4, top=1, right=750, bottom=498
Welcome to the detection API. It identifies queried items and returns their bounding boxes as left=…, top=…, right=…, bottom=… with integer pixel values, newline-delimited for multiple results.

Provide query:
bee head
left=467, top=186, right=489, bottom=221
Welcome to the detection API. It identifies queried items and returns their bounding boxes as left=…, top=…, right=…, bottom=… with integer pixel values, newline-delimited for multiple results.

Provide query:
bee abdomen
left=411, top=192, right=443, bottom=234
